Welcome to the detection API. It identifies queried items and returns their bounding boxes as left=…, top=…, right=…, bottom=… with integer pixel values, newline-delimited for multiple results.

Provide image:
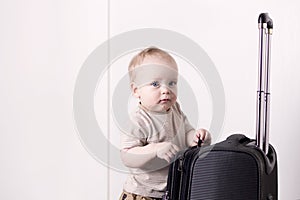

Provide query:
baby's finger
left=169, top=148, right=176, bottom=156
left=166, top=151, right=174, bottom=159
left=164, top=154, right=171, bottom=163
left=194, top=135, right=200, bottom=143
left=203, top=133, right=212, bottom=145
left=169, top=147, right=178, bottom=157
left=172, top=144, right=180, bottom=152
left=195, top=131, right=201, bottom=139
left=192, top=140, right=197, bottom=146
left=199, top=129, right=207, bottom=140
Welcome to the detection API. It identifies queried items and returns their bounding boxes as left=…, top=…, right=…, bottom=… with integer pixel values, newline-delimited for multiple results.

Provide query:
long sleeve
left=120, top=143, right=157, bottom=168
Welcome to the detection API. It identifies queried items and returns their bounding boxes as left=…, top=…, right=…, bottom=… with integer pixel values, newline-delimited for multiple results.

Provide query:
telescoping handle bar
left=256, top=13, right=273, bottom=154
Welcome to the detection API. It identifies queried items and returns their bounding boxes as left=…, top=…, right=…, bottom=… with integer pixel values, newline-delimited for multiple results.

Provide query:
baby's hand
left=155, top=142, right=180, bottom=163
left=192, top=129, right=212, bottom=147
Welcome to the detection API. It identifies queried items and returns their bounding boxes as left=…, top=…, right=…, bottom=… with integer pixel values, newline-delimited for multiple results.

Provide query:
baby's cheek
left=172, top=94, right=177, bottom=102
left=170, top=88, right=177, bottom=96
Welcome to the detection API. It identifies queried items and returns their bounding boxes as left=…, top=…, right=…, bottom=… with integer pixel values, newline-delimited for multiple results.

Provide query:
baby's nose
left=160, top=85, right=170, bottom=94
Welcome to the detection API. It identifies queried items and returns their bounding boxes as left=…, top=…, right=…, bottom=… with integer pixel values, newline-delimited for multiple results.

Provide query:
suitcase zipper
left=178, top=156, right=183, bottom=171
left=179, top=147, right=201, bottom=199
left=178, top=155, right=184, bottom=200
left=166, top=153, right=184, bottom=200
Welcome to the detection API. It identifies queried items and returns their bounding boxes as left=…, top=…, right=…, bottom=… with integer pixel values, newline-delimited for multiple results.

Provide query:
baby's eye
left=150, top=81, right=160, bottom=87
left=169, top=81, right=177, bottom=87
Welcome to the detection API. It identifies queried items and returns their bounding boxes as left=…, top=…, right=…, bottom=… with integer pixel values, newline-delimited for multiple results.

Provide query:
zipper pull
left=178, top=156, right=183, bottom=171
left=162, top=191, right=170, bottom=200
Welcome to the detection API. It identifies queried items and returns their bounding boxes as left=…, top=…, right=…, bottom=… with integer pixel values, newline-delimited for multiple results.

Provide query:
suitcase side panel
left=187, top=134, right=278, bottom=200
left=165, top=134, right=278, bottom=200
left=190, top=151, right=259, bottom=200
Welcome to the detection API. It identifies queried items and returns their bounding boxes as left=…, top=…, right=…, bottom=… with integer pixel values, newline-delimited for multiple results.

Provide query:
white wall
left=1, top=0, right=300, bottom=199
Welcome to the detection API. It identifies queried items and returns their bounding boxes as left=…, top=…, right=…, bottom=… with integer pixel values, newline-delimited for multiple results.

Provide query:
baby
left=119, top=47, right=211, bottom=200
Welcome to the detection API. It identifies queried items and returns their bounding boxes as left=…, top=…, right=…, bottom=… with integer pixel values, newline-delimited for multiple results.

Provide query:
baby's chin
left=153, top=103, right=174, bottom=112
left=161, top=104, right=172, bottom=112
left=141, top=100, right=176, bottom=112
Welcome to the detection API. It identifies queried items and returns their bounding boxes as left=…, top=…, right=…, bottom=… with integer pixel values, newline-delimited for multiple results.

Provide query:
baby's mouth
left=159, top=99, right=171, bottom=103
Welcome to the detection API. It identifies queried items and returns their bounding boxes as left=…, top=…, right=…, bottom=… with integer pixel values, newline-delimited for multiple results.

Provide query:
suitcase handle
left=190, top=139, right=202, bottom=150
left=256, top=13, right=273, bottom=154
left=258, top=13, right=273, bottom=29
left=197, top=139, right=203, bottom=147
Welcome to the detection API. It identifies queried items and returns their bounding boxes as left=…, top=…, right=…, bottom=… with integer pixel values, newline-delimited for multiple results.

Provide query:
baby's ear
left=130, top=82, right=140, bottom=98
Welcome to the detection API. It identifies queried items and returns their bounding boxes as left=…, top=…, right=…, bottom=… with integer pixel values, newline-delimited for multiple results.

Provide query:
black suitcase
left=163, top=13, right=278, bottom=200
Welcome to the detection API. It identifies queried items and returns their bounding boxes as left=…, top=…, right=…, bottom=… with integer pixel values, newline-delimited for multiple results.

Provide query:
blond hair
left=128, top=47, right=177, bottom=81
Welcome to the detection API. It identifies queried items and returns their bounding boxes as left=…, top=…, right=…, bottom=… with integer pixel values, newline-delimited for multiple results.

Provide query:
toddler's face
left=131, top=57, right=178, bottom=112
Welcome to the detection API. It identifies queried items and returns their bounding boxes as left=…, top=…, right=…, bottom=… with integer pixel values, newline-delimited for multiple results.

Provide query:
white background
left=1, top=0, right=300, bottom=199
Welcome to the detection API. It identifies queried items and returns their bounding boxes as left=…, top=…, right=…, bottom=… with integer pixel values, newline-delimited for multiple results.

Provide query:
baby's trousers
left=119, top=191, right=162, bottom=200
